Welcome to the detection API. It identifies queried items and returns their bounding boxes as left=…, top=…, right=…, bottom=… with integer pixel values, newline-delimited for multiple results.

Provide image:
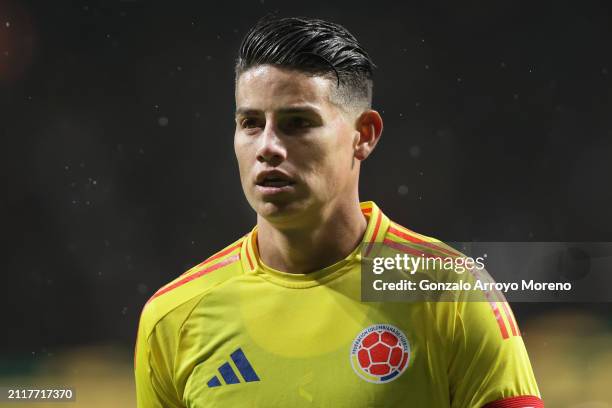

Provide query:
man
left=135, top=16, right=543, bottom=407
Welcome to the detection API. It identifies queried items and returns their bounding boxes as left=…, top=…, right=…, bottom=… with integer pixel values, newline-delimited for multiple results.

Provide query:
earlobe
left=354, top=132, right=370, bottom=161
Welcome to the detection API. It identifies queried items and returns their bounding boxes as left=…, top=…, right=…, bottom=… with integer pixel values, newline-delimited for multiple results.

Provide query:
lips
left=260, top=179, right=293, bottom=187
left=255, top=170, right=296, bottom=194
left=255, top=170, right=295, bottom=187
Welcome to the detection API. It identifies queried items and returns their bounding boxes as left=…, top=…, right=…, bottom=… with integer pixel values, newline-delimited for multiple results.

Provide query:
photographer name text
left=373, top=279, right=572, bottom=292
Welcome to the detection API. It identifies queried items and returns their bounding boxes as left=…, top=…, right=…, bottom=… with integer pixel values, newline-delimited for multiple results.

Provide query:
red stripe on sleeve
left=183, top=242, right=242, bottom=276
left=382, top=238, right=443, bottom=259
left=470, top=269, right=512, bottom=339
left=492, top=302, right=510, bottom=339
left=148, top=255, right=239, bottom=303
left=482, top=395, right=544, bottom=408
left=388, top=226, right=462, bottom=257
left=500, top=301, right=518, bottom=337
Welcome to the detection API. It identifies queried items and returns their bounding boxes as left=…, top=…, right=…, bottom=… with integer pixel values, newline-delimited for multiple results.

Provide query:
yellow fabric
left=134, top=202, right=540, bottom=407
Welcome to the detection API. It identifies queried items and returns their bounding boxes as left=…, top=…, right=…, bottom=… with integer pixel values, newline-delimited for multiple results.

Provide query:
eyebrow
left=235, top=105, right=322, bottom=117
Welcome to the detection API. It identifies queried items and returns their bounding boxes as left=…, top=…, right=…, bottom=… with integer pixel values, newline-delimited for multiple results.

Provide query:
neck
left=256, top=199, right=368, bottom=274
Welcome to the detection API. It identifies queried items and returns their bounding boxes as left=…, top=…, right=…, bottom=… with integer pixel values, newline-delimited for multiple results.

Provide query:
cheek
left=326, top=124, right=356, bottom=168
left=300, top=135, right=352, bottom=188
left=234, top=137, right=252, bottom=179
left=325, top=125, right=358, bottom=185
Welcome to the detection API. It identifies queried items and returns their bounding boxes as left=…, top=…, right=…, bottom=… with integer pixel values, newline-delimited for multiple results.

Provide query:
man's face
left=234, top=65, right=360, bottom=224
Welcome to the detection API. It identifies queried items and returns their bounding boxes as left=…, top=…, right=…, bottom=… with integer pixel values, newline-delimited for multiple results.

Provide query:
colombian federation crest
left=350, top=323, right=410, bottom=383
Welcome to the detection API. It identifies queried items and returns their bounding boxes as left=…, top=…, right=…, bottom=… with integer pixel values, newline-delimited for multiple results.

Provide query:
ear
left=354, top=110, right=383, bottom=161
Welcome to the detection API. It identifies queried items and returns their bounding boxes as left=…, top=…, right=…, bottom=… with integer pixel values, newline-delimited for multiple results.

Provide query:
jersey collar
left=240, top=201, right=389, bottom=288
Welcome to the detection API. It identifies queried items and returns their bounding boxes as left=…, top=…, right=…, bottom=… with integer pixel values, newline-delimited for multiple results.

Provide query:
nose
left=256, top=122, right=286, bottom=166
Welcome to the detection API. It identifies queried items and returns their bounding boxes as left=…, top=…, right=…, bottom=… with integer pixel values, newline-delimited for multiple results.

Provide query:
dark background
left=2, top=0, right=611, bottom=358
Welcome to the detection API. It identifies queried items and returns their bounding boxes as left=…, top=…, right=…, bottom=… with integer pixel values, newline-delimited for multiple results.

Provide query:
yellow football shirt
left=134, top=202, right=542, bottom=407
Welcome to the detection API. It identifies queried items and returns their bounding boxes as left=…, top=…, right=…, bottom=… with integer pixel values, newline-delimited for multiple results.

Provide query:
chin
left=255, top=198, right=313, bottom=225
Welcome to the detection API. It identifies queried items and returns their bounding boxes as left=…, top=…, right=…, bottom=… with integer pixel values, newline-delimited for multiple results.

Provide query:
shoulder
left=137, top=235, right=246, bottom=339
left=383, top=219, right=461, bottom=258
left=385, top=222, right=521, bottom=340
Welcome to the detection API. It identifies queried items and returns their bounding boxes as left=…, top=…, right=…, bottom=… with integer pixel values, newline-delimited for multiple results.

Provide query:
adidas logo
left=207, top=348, right=260, bottom=387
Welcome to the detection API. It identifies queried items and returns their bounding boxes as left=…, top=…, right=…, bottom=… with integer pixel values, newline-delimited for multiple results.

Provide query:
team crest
left=350, top=324, right=410, bottom=383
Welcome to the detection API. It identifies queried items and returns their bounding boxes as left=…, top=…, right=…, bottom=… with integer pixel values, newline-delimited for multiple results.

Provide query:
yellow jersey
left=134, top=202, right=542, bottom=407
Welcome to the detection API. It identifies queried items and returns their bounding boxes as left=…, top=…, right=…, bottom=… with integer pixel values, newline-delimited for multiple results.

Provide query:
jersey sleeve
left=443, top=296, right=543, bottom=408
left=134, top=305, right=184, bottom=408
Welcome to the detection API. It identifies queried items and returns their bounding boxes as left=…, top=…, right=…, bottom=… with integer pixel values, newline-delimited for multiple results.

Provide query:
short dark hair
left=235, top=16, right=375, bottom=112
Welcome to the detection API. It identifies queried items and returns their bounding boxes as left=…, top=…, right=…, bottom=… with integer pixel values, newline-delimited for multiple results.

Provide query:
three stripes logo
left=207, top=348, right=260, bottom=388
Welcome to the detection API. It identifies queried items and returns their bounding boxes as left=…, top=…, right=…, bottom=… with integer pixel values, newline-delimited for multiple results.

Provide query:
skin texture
left=234, top=64, right=383, bottom=273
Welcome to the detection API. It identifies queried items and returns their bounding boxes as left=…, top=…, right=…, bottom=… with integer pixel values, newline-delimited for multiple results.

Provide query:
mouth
left=255, top=171, right=296, bottom=193
left=257, top=178, right=295, bottom=188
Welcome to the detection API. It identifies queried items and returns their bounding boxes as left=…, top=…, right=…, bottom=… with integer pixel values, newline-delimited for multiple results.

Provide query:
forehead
left=235, top=65, right=334, bottom=111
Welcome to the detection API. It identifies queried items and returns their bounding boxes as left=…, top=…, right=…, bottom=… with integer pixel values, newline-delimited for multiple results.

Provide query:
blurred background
left=1, top=0, right=611, bottom=406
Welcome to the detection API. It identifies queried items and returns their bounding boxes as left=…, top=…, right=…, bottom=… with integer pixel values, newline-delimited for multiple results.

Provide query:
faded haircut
left=235, top=16, right=375, bottom=113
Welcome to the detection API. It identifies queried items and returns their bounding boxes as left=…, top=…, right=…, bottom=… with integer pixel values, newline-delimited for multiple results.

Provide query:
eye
left=240, top=117, right=263, bottom=130
left=280, top=116, right=316, bottom=133
left=288, top=117, right=312, bottom=128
